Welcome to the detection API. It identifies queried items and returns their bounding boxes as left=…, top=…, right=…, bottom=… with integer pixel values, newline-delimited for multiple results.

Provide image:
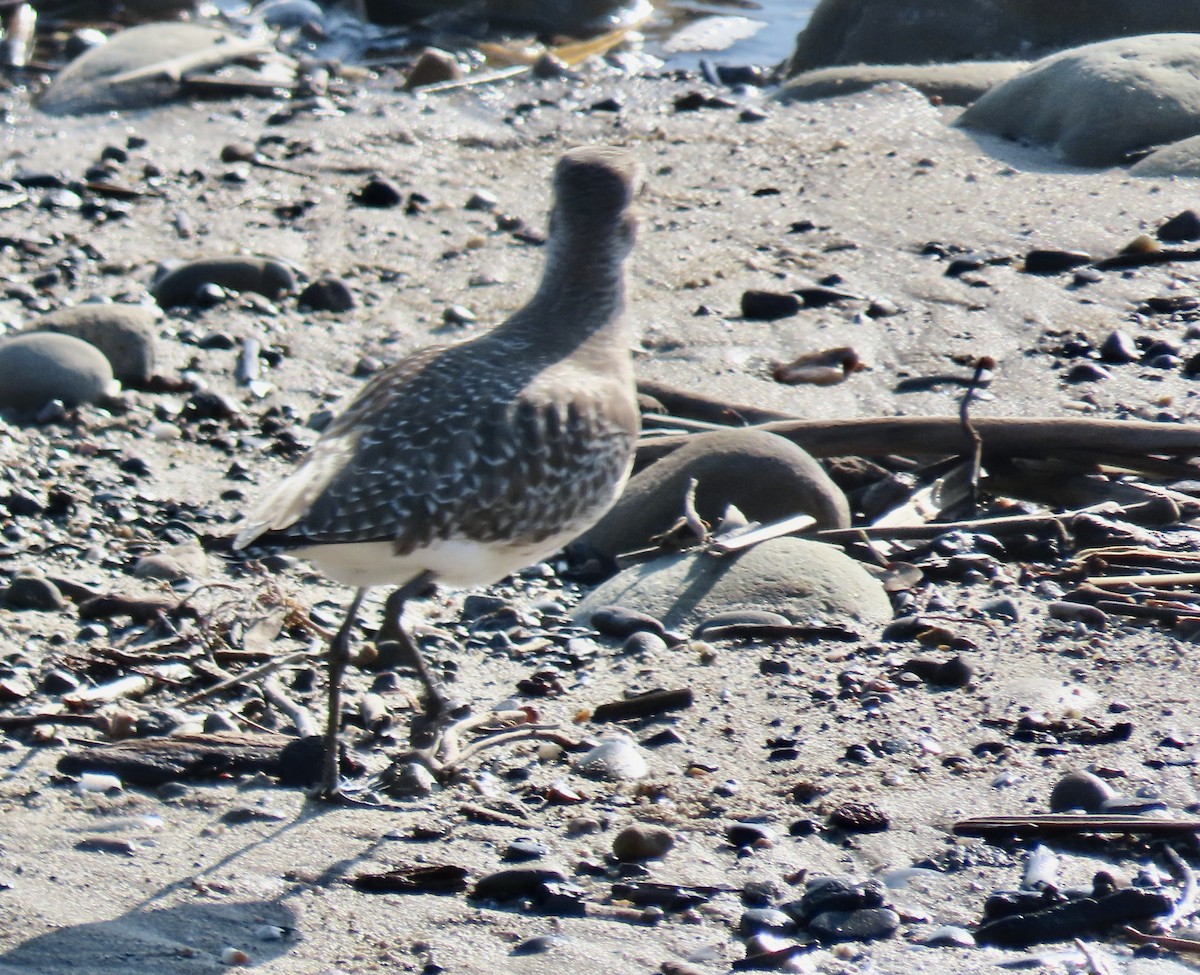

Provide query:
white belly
left=294, top=528, right=578, bottom=590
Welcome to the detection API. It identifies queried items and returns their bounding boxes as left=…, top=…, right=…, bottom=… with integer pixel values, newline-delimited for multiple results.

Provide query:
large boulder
left=581, top=429, right=849, bottom=562
left=957, top=34, right=1200, bottom=167
left=776, top=61, right=1025, bottom=107
left=574, top=537, right=893, bottom=635
left=785, top=0, right=1200, bottom=73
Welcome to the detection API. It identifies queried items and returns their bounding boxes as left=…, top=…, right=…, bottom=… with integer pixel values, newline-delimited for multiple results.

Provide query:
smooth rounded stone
left=152, top=256, right=297, bottom=308
left=38, top=23, right=247, bottom=115
left=581, top=430, right=850, bottom=562
left=590, top=604, right=667, bottom=640
left=574, top=537, right=892, bottom=635
left=957, top=34, right=1200, bottom=168
left=472, top=868, right=567, bottom=902
left=298, top=276, right=355, bottom=312
left=919, top=925, right=976, bottom=948
left=738, top=908, right=794, bottom=936
left=1049, top=769, right=1116, bottom=813
left=132, top=541, right=209, bottom=581
left=1158, top=210, right=1200, bottom=241
left=611, top=823, right=674, bottom=862
left=503, top=837, right=549, bottom=862
left=32, top=303, right=158, bottom=385
left=403, top=47, right=462, bottom=91
left=573, top=736, right=649, bottom=782
left=1099, top=330, right=1139, bottom=364
left=0, top=332, right=115, bottom=411
left=790, top=876, right=874, bottom=920
left=5, top=571, right=65, bottom=611
left=808, top=907, right=899, bottom=943
left=1132, top=133, right=1200, bottom=177
left=776, top=61, right=1025, bottom=107
left=784, top=0, right=1200, bottom=73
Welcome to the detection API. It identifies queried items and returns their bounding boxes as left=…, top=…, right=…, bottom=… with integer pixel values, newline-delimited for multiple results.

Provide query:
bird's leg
left=377, top=571, right=449, bottom=718
left=319, top=587, right=367, bottom=800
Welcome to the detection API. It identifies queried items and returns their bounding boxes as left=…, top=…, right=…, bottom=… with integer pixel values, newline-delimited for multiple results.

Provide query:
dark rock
left=808, top=907, right=899, bottom=943
left=299, top=276, right=355, bottom=312
left=590, top=605, right=667, bottom=640
left=741, top=289, right=801, bottom=320
left=352, top=176, right=404, bottom=208
left=152, top=256, right=296, bottom=308
left=1098, top=330, right=1138, bottom=364
left=612, top=823, right=674, bottom=862
left=1158, top=209, right=1200, bottom=242
left=1023, top=249, right=1092, bottom=274
left=1049, top=770, right=1115, bottom=812
left=472, top=868, right=566, bottom=902
left=739, top=908, right=795, bottom=936
left=5, top=572, right=66, bottom=611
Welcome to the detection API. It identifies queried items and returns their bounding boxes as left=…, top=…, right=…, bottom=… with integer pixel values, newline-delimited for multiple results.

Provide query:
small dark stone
left=472, top=868, right=566, bottom=902
left=442, top=304, right=476, bottom=326
left=739, top=908, right=794, bottom=936
left=590, top=605, right=667, bottom=640
left=511, top=935, right=560, bottom=955
left=1024, top=249, right=1092, bottom=274
left=5, top=573, right=65, bottom=611
left=1049, top=770, right=1116, bottom=813
left=612, top=823, right=674, bottom=862
left=503, top=837, right=549, bottom=862
left=741, top=289, right=801, bottom=321
left=589, top=97, right=622, bottom=113
left=726, top=822, right=774, bottom=849
left=1098, top=330, right=1138, bottom=364
left=791, top=877, right=865, bottom=920
left=1063, top=362, right=1111, bottom=383
left=299, top=277, right=355, bottom=312
left=352, top=176, right=404, bottom=208
left=808, top=908, right=899, bottom=943
left=1158, top=209, right=1200, bottom=242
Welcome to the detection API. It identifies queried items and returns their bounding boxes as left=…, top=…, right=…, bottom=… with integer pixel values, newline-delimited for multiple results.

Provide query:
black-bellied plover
left=234, top=146, right=642, bottom=799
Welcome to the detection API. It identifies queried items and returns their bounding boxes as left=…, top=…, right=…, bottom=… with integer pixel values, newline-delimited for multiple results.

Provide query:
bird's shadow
left=0, top=800, right=389, bottom=975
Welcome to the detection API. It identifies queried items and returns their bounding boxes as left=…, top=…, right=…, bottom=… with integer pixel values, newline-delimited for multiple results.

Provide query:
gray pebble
left=152, top=256, right=297, bottom=308
left=1049, top=769, right=1115, bottom=813
left=621, top=631, right=667, bottom=656
left=611, top=823, right=674, bottom=862
left=5, top=572, right=65, bottom=611
left=299, top=276, right=355, bottom=312
left=808, top=907, right=899, bottom=943
left=465, top=189, right=498, bottom=211
left=590, top=605, right=667, bottom=640
left=738, top=908, right=794, bottom=936
left=32, top=303, right=158, bottom=386
left=133, top=541, right=208, bottom=581
left=573, top=736, right=649, bottom=781
left=979, top=595, right=1019, bottom=621
left=0, top=332, right=115, bottom=411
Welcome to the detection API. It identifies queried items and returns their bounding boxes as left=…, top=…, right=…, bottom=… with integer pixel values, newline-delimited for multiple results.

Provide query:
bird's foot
left=378, top=708, right=583, bottom=792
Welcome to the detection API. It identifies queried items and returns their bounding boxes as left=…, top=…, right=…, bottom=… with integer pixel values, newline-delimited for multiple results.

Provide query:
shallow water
left=648, top=0, right=818, bottom=67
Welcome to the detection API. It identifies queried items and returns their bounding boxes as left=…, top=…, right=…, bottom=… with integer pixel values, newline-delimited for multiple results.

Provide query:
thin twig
left=175, top=649, right=316, bottom=707
left=263, top=676, right=318, bottom=739
left=959, top=356, right=993, bottom=513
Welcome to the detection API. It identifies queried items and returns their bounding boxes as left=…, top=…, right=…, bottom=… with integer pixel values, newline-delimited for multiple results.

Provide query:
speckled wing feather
left=235, top=334, right=638, bottom=555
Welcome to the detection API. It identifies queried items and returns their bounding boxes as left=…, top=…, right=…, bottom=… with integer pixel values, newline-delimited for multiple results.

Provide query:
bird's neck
left=500, top=229, right=630, bottom=356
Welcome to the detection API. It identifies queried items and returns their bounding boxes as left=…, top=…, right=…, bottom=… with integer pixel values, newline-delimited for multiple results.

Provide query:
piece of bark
left=57, top=732, right=329, bottom=786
